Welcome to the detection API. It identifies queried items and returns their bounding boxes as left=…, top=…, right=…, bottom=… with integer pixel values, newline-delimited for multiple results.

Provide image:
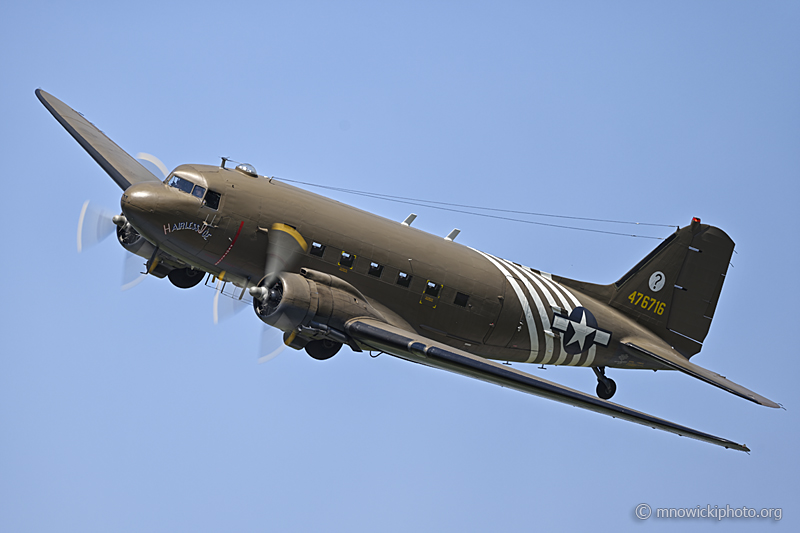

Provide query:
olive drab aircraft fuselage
left=37, top=89, right=778, bottom=453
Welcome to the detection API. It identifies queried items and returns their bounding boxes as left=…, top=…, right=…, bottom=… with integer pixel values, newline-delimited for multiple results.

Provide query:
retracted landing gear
left=592, top=366, right=616, bottom=400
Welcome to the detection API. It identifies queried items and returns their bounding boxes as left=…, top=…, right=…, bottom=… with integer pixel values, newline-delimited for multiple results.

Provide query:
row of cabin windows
left=308, top=241, right=470, bottom=308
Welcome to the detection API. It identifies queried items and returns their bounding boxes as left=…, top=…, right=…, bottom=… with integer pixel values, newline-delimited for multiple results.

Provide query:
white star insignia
left=566, top=309, right=594, bottom=352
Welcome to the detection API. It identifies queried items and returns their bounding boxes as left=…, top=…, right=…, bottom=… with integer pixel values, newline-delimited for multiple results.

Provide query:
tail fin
left=608, top=218, right=735, bottom=358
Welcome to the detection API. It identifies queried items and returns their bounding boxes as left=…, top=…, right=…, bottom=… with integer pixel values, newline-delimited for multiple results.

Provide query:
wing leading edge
left=36, top=89, right=162, bottom=191
left=346, top=318, right=750, bottom=452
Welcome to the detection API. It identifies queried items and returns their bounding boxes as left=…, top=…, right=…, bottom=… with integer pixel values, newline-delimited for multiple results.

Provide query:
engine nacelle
left=116, top=219, right=177, bottom=279
left=252, top=269, right=385, bottom=343
left=116, top=221, right=154, bottom=258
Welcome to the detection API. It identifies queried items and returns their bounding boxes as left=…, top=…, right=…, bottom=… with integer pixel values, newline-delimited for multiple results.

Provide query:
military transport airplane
left=37, top=89, right=778, bottom=452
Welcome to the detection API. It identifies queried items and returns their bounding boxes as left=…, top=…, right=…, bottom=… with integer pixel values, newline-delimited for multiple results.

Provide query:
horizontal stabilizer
left=622, top=340, right=779, bottom=408
left=36, top=89, right=162, bottom=191
left=346, top=318, right=751, bottom=452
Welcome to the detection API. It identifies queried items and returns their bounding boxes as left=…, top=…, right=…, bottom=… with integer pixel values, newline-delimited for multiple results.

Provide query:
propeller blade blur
left=136, top=152, right=169, bottom=179
left=264, top=223, right=309, bottom=284
left=77, top=200, right=115, bottom=252
left=121, top=252, right=147, bottom=291
left=258, top=326, right=291, bottom=363
left=212, top=280, right=249, bottom=324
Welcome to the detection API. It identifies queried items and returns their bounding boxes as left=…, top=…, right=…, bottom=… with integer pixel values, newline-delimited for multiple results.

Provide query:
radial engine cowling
left=117, top=221, right=155, bottom=259
left=252, top=269, right=385, bottom=340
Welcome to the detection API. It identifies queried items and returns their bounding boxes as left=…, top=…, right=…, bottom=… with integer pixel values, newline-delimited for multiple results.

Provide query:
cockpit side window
left=192, top=185, right=206, bottom=199
left=204, top=190, right=221, bottom=210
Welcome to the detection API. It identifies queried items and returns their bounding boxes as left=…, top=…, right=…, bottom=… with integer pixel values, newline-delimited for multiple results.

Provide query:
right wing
left=36, top=89, right=162, bottom=191
left=345, top=317, right=751, bottom=452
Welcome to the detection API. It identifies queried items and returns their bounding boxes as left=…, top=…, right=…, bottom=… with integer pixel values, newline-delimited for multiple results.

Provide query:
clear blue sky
left=2, top=2, right=798, bottom=531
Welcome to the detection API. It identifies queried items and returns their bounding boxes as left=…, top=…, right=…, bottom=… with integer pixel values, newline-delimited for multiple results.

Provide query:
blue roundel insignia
left=551, top=306, right=612, bottom=355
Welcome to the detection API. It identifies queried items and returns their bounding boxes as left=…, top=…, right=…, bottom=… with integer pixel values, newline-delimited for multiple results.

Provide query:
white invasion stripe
left=545, top=275, right=582, bottom=310
left=531, top=272, right=597, bottom=367
left=532, top=270, right=580, bottom=311
left=500, top=259, right=553, bottom=364
left=517, top=266, right=557, bottom=307
left=472, top=249, right=539, bottom=359
left=538, top=276, right=599, bottom=367
left=552, top=344, right=570, bottom=365
left=512, top=265, right=564, bottom=365
left=584, top=346, right=596, bottom=367
left=537, top=272, right=573, bottom=365
left=525, top=272, right=573, bottom=365
left=523, top=272, right=573, bottom=363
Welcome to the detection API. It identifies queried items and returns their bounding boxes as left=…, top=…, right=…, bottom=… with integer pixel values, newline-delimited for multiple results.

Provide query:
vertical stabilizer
left=608, top=218, right=735, bottom=358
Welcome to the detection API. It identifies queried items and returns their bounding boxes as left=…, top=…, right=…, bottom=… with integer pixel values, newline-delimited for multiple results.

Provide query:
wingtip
left=753, top=395, right=781, bottom=409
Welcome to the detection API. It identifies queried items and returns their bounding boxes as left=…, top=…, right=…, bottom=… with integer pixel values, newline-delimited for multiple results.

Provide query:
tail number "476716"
left=628, top=291, right=666, bottom=315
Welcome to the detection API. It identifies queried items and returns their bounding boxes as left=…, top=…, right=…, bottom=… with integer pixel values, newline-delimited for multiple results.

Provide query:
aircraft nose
left=121, top=182, right=161, bottom=215
left=120, top=182, right=165, bottom=239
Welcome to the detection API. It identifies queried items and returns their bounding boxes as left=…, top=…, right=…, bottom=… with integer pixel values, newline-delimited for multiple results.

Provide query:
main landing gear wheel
left=305, top=339, right=342, bottom=360
left=168, top=267, right=204, bottom=289
left=592, top=366, right=617, bottom=400
left=596, top=378, right=617, bottom=400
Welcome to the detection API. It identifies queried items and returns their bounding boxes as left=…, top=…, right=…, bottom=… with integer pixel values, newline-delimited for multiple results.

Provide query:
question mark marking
left=649, top=271, right=665, bottom=292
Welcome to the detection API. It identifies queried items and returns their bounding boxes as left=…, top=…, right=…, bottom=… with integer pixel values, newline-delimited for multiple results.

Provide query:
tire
left=305, top=339, right=342, bottom=360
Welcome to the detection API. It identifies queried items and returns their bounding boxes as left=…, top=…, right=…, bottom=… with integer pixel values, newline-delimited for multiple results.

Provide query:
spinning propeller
left=76, top=153, right=168, bottom=289
left=249, top=223, right=309, bottom=363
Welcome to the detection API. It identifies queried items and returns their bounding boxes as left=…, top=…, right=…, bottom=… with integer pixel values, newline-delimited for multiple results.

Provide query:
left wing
left=345, top=317, right=751, bottom=452
left=36, top=89, right=162, bottom=191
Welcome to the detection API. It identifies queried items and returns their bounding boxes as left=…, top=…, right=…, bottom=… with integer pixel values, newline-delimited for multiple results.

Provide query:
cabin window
left=204, top=190, right=221, bottom=210
left=368, top=262, right=384, bottom=278
left=310, top=242, right=326, bottom=257
left=397, top=271, right=412, bottom=287
left=191, top=185, right=206, bottom=199
left=454, top=292, right=470, bottom=307
left=424, top=281, right=442, bottom=298
left=339, top=251, right=356, bottom=269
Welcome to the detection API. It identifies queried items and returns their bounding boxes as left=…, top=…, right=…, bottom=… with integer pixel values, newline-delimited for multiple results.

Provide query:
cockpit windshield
left=167, top=174, right=221, bottom=210
left=168, top=175, right=196, bottom=194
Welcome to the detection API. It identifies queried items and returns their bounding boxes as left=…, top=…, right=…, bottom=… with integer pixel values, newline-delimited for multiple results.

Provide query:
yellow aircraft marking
left=628, top=291, right=666, bottom=315
left=271, top=223, right=309, bottom=253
